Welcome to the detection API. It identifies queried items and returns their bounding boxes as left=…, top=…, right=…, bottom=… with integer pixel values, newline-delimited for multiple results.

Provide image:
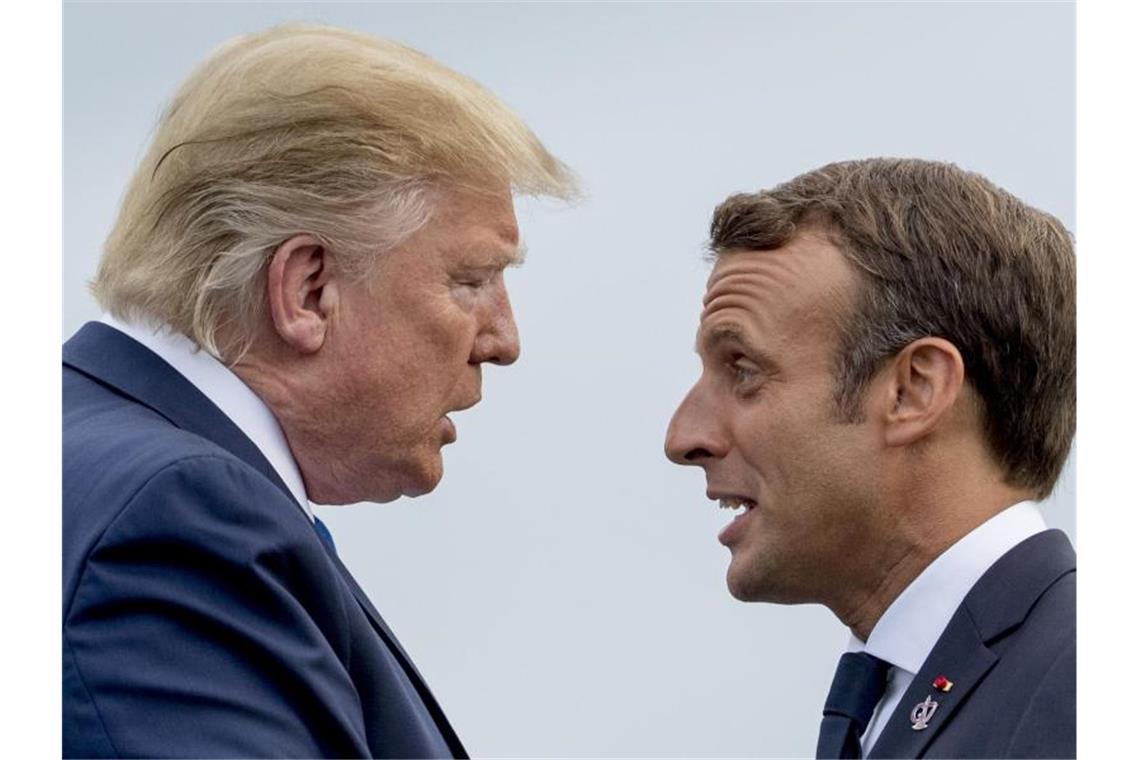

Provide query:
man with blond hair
left=666, top=159, right=1075, bottom=758
left=63, top=25, right=575, bottom=758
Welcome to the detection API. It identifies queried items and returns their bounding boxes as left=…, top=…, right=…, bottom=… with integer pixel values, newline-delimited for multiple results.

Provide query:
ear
left=882, top=337, right=966, bottom=447
left=265, top=234, right=338, bottom=354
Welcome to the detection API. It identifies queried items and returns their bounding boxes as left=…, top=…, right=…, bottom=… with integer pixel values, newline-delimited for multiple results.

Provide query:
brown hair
left=710, top=158, right=1075, bottom=498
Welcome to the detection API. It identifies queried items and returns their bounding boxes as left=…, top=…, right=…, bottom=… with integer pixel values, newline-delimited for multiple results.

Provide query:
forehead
left=435, top=187, right=522, bottom=267
left=698, top=233, right=856, bottom=351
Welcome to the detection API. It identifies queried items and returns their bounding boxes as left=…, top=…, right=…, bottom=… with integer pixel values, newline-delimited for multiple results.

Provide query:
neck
left=229, top=349, right=329, bottom=497
left=229, top=345, right=397, bottom=506
left=835, top=478, right=1032, bottom=641
left=839, top=543, right=939, bottom=641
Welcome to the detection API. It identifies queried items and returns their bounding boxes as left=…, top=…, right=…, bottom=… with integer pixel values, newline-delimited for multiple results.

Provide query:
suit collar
left=101, top=314, right=311, bottom=516
left=964, top=529, right=1076, bottom=641
left=63, top=321, right=304, bottom=518
left=66, top=321, right=469, bottom=758
left=868, top=530, right=1075, bottom=759
left=854, top=501, right=1047, bottom=676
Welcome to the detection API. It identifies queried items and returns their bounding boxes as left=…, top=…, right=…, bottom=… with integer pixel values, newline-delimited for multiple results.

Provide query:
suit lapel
left=65, top=323, right=468, bottom=757
left=867, top=608, right=997, bottom=758
left=317, top=542, right=468, bottom=758
left=868, top=530, right=1076, bottom=759
left=63, top=322, right=302, bottom=515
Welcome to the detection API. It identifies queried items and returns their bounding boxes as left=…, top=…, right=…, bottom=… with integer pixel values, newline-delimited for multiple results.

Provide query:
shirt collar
left=101, top=314, right=313, bottom=520
left=846, top=500, right=1047, bottom=673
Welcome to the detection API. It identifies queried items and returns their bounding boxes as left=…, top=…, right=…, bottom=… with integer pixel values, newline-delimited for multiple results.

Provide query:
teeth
left=718, top=498, right=752, bottom=511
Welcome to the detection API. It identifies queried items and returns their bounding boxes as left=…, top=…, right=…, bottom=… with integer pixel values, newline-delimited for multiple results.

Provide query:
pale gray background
left=64, top=2, right=1075, bottom=756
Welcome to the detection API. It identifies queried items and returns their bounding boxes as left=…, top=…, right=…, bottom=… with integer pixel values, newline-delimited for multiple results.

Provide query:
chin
left=727, top=564, right=812, bottom=606
left=306, top=453, right=443, bottom=505
left=726, top=571, right=762, bottom=602
left=725, top=554, right=783, bottom=603
left=399, top=455, right=444, bottom=498
left=725, top=560, right=757, bottom=601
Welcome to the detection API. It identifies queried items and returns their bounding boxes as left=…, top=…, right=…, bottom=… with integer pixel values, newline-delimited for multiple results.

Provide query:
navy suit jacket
left=63, top=322, right=467, bottom=758
left=867, top=530, right=1076, bottom=759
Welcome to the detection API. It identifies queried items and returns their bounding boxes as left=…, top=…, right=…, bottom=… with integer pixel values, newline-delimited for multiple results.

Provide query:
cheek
left=404, top=291, right=478, bottom=359
left=379, top=298, right=474, bottom=366
left=733, top=400, right=858, bottom=510
left=437, top=313, right=478, bottom=358
left=410, top=314, right=477, bottom=397
left=732, top=403, right=807, bottom=483
left=378, top=313, right=479, bottom=422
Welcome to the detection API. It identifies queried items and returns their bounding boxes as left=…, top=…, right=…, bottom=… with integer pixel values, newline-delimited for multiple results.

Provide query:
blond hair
left=93, top=24, right=577, bottom=358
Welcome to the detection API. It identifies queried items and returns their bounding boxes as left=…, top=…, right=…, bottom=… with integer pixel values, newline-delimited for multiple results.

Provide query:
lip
left=440, top=394, right=480, bottom=445
left=706, top=489, right=754, bottom=503
left=451, top=394, right=482, bottom=414
left=706, top=490, right=757, bottom=547
left=440, top=415, right=457, bottom=444
left=717, top=506, right=755, bottom=546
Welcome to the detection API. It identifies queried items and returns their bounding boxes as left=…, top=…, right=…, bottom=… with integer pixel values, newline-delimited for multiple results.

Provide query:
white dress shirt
left=101, top=314, right=313, bottom=521
left=846, top=500, right=1048, bottom=752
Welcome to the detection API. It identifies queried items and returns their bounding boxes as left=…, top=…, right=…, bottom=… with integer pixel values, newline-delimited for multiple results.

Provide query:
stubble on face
left=692, top=235, right=902, bottom=610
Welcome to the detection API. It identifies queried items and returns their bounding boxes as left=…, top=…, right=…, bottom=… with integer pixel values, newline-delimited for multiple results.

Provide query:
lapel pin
left=932, top=675, right=954, bottom=692
left=910, top=695, right=939, bottom=730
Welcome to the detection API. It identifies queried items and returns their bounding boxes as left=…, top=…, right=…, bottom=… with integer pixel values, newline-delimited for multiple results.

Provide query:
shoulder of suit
left=65, top=391, right=279, bottom=505
left=65, top=365, right=289, bottom=507
left=962, top=529, right=1076, bottom=644
left=1000, top=620, right=1076, bottom=757
left=63, top=445, right=334, bottom=625
left=64, top=386, right=314, bottom=585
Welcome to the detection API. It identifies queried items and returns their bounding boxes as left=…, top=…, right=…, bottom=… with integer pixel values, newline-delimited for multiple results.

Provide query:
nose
left=471, top=281, right=521, bottom=366
left=665, top=382, right=727, bottom=465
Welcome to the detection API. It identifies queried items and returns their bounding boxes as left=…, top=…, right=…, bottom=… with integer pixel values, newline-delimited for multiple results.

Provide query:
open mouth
left=451, top=395, right=482, bottom=414
left=715, top=496, right=757, bottom=545
left=718, top=497, right=757, bottom=515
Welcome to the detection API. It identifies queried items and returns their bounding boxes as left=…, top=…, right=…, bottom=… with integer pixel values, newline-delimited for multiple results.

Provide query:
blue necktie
left=816, top=652, right=890, bottom=759
left=313, top=516, right=337, bottom=555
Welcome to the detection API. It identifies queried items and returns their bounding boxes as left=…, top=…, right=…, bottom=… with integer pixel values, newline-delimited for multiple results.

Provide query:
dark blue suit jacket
left=63, top=322, right=467, bottom=758
left=867, top=530, right=1076, bottom=759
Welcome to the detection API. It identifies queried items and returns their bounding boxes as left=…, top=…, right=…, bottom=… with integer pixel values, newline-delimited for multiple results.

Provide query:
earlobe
left=883, top=338, right=966, bottom=447
left=265, top=234, right=336, bottom=354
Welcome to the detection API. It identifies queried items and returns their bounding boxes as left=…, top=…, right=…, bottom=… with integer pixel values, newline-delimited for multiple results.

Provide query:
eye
left=452, top=270, right=500, bottom=290
left=732, top=362, right=757, bottom=384
left=724, top=354, right=764, bottom=393
left=449, top=277, right=491, bottom=303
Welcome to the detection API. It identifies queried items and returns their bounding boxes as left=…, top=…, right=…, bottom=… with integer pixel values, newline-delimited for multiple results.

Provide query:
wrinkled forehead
left=699, top=235, right=857, bottom=346
left=430, top=185, right=524, bottom=266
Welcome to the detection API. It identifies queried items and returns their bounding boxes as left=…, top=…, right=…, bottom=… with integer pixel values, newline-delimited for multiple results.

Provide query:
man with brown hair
left=665, top=158, right=1075, bottom=758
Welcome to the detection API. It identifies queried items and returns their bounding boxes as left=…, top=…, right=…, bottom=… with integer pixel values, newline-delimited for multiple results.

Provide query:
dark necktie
left=313, top=516, right=337, bottom=555
left=816, top=651, right=890, bottom=759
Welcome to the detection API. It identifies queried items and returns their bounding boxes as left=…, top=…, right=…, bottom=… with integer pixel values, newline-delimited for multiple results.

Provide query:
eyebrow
left=447, top=241, right=528, bottom=277
left=695, top=324, right=747, bottom=353
left=696, top=325, right=778, bottom=371
left=469, top=240, right=528, bottom=270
